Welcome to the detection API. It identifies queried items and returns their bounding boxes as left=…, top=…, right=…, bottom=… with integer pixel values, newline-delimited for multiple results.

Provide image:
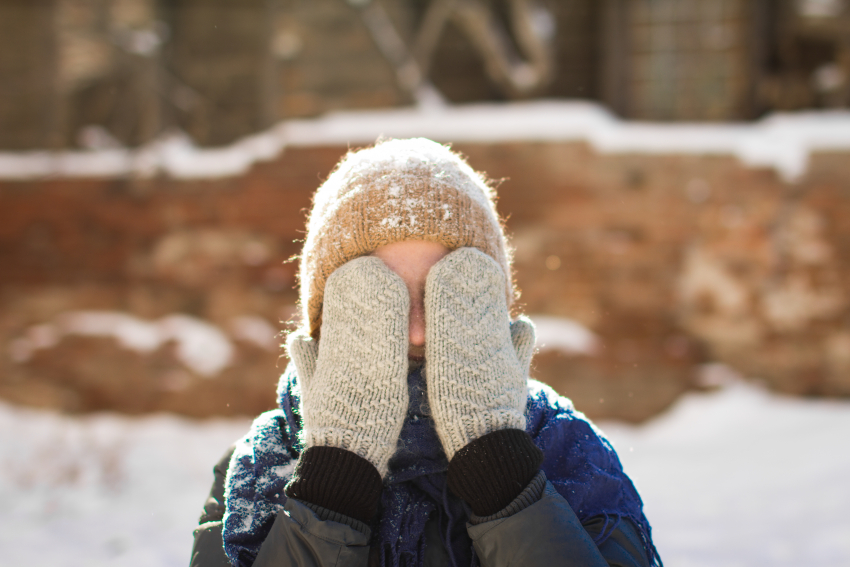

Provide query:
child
left=190, top=138, right=661, bottom=567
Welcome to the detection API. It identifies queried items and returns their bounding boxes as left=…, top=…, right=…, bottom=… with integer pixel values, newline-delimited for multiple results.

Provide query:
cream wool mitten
left=424, top=247, right=536, bottom=460
left=286, top=256, right=410, bottom=478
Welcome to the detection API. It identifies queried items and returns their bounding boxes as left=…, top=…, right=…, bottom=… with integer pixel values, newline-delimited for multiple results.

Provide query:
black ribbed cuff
left=447, top=429, right=544, bottom=517
left=284, top=446, right=382, bottom=524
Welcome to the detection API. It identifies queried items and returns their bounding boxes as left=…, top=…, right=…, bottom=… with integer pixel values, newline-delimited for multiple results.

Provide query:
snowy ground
left=605, top=369, right=850, bottom=566
left=2, top=369, right=848, bottom=566
left=0, top=408, right=250, bottom=566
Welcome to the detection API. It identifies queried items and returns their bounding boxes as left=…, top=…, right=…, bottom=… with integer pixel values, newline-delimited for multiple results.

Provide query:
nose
left=409, top=299, right=425, bottom=346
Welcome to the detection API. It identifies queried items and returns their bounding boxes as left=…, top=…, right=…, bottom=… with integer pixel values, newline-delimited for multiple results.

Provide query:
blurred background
left=1, top=1, right=850, bottom=564
left=2, top=0, right=850, bottom=420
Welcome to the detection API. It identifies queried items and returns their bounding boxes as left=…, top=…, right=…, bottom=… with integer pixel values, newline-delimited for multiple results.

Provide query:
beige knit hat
left=299, top=138, right=514, bottom=337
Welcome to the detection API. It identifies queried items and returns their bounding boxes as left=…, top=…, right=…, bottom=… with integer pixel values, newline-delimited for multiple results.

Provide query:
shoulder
left=225, top=410, right=298, bottom=526
left=526, top=378, right=574, bottom=413
left=525, top=379, right=619, bottom=467
left=525, top=378, right=595, bottom=434
left=231, top=409, right=299, bottom=469
left=226, top=365, right=303, bottom=494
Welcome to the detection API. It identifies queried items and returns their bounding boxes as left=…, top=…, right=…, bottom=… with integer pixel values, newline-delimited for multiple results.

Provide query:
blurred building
left=2, top=0, right=850, bottom=421
left=2, top=0, right=849, bottom=150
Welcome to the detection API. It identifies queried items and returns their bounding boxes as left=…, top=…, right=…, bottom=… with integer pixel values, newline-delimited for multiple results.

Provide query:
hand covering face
left=287, top=255, right=411, bottom=477
left=424, top=247, right=536, bottom=459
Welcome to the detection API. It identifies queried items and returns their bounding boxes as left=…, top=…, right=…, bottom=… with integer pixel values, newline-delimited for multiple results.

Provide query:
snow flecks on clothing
left=381, top=216, right=402, bottom=229
left=441, top=203, right=452, bottom=221
left=270, top=462, right=296, bottom=479
left=239, top=514, right=255, bottom=533
left=8, top=310, right=280, bottom=377
left=3, top=102, right=850, bottom=182
left=223, top=409, right=296, bottom=566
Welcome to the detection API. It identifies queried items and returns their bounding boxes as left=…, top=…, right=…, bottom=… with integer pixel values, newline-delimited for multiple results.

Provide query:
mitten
left=286, top=255, right=410, bottom=477
left=424, top=247, right=536, bottom=460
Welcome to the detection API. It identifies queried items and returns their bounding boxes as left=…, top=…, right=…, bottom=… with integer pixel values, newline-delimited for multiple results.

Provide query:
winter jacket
left=190, top=445, right=651, bottom=567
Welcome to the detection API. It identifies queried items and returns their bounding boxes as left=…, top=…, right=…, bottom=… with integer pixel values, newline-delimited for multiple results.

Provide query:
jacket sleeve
left=190, top=445, right=236, bottom=567
left=190, top=445, right=370, bottom=567
left=467, top=481, right=650, bottom=567
left=251, top=499, right=370, bottom=567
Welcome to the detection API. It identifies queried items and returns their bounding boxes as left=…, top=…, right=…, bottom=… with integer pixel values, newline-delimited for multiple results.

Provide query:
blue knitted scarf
left=222, top=365, right=661, bottom=567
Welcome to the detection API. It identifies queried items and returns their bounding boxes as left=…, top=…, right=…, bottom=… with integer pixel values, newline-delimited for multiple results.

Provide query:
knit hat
left=299, top=138, right=514, bottom=337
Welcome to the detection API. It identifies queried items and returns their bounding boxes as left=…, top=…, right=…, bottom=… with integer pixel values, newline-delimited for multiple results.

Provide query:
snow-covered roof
left=2, top=101, right=850, bottom=182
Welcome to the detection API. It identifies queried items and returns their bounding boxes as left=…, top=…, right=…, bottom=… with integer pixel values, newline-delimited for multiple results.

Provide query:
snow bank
left=8, top=311, right=279, bottom=377
left=600, top=367, right=850, bottom=566
left=0, top=402, right=250, bottom=567
left=2, top=101, right=850, bottom=182
left=3, top=366, right=847, bottom=566
left=229, top=315, right=280, bottom=351
left=528, top=314, right=599, bottom=355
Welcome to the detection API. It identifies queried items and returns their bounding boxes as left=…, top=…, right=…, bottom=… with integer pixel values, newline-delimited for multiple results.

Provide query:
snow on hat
left=299, top=137, right=514, bottom=337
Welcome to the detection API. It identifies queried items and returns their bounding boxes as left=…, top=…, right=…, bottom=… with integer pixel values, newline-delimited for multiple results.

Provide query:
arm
left=446, top=430, right=648, bottom=567
left=467, top=476, right=649, bottom=567
left=190, top=445, right=373, bottom=567
left=216, top=256, right=411, bottom=567
left=251, top=498, right=370, bottom=567
left=424, top=249, right=650, bottom=567
left=190, top=445, right=234, bottom=567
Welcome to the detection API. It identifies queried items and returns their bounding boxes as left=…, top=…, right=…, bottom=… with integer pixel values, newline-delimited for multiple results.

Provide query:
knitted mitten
left=424, top=247, right=536, bottom=460
left=286, top=256, right=410, bottom=478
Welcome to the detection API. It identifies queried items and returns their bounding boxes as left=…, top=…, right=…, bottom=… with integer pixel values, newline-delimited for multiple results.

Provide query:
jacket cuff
left=469, top=470, right=547, bottom=525
left=299, top=500, right=371, bottom=535
left=446, top=428, right=544, bottom=517
left=284, top=446, right=382, bottom=524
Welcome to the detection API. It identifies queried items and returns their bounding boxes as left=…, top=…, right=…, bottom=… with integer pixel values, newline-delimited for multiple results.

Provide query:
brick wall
left=2, top=142, right=849, bottom=421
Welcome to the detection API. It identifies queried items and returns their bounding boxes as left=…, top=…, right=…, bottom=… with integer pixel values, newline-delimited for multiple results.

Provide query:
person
left=190, top=138, right=662, bottom=567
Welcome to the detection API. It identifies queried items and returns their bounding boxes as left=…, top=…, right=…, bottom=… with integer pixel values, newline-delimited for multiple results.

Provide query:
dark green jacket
left=190, top=447, right=650, bottom=567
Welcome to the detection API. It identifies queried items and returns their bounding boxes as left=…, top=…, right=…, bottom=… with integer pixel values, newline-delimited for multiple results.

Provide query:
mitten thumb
left=510, top=316, right=536, bottom=377
left=286, top=331, right=319, bottom=382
